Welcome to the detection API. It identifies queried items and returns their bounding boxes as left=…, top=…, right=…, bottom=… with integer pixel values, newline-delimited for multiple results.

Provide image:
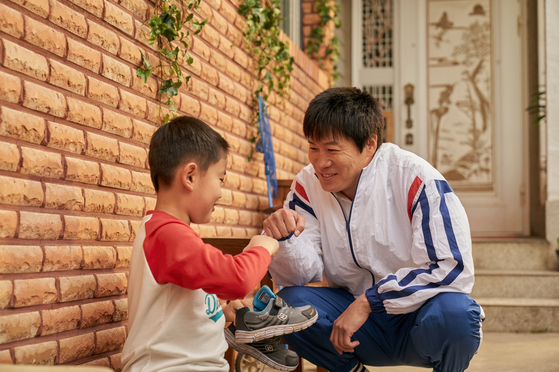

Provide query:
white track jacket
left=269, top=143, right=475, bottom=314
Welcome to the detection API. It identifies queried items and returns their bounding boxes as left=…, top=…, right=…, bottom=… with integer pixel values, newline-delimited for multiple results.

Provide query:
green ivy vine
left=306, top=0, right=341, bottom=81
left=137, top=0, right=208, bottom=124
left=238, top=0, right=294, bottom=158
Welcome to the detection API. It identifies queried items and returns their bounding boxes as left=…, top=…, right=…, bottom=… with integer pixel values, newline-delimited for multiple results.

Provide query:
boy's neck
left=154, top=192, right=191, bottom=225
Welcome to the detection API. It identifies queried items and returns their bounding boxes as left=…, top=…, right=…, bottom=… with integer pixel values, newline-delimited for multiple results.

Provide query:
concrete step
left=476, top=298, right=559, bottom=332
left=472, top=239, right=550, bottom=271
left=471, top=270, right=559, bottom=299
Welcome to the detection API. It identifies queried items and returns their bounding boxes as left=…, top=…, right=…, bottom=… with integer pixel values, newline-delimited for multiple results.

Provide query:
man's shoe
left=225, top=323, right=299, bottom=372
left=235, top=285, right=318, bottom=343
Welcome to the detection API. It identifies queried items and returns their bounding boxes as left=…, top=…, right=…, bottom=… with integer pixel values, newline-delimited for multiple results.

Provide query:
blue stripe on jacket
left=373, top=180, right=465, bottom=302
left=288, top=193, right=317, bottom=219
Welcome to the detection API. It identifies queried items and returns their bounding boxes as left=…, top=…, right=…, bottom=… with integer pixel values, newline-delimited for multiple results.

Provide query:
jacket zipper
left=331, top=170, right=376, bottom=287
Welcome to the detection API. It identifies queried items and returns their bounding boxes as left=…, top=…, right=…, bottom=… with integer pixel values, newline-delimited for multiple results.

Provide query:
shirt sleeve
left=144, top=221, right=271, bottom=301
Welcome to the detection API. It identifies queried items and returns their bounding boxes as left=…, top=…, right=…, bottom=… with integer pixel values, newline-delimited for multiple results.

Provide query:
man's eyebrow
left=308, top=140, right=338, bottom=145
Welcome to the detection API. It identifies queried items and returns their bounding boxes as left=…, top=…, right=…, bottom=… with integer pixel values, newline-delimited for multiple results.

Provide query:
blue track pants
left=279, top=286, right=483, bottom=372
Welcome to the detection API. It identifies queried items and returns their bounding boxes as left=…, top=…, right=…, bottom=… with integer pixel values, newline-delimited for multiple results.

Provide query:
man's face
left=308, top=135, right=377, bottom=200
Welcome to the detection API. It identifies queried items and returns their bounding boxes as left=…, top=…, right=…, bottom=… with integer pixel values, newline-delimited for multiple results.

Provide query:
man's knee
left=277, top=286, right=309, bottom=307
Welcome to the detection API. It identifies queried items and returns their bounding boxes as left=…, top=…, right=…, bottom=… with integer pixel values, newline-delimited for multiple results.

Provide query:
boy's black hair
left=148, top=116, right=229, bottom=192
left=303, top=87, right=384, bottom=152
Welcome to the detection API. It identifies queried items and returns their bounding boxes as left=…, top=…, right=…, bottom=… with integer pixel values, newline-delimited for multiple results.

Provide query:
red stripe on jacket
left=407, top=176, right=423, bottom=221
left=295, top=182, right=309, bottom=203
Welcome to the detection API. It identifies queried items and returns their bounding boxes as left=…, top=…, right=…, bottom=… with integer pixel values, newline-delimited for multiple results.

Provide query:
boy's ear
left=180, top=162, right=198, bottom=191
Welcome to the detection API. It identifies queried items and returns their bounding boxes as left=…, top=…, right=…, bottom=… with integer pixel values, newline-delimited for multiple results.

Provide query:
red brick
left=220, top=1, right=236, bottom=24
left=19, top=211, right=62, bottom=239
left=196, top=1, right=213, bottom=22
left=87, top=76, right=120, bottom=107
left=119, top=37, right=142, bottom=65
left=45, top=183, right=84, bottom=210
left=13, top=278, right=57, bottom=307
left=0, top=176, right=43, bottom=207
left=0, top=3, right=24, bottom=38
left=0, top=210, right=16, bottom=238
left=119, top=89, right=147, bottom=118
left=239, top=175, right=253, bottom=192
left=132, top=74, right=157, bottom=99
left=14, top=340, right=57, bottom=365
left=134, top=20, right=155, bottom=49
left=239, top=210, right=251, bottom=225
left=226, top=62, right=241, bottom=82
left=81, top=301, right=115, bottom=329
left=0, top=105, right=45, bottom=144
left=100, top=218, right=131, bottom=241
left=215, top=111, right=232, bottom=132
left=59, top=333, right=95, bottom=363
left=199, top=102, right=217, bottom=125
left=199, top=225, right=216, bottom=238
left=103, top=109, right=132, bottom=138
left=100, top=164, right=132, bottom=190
left=96, top=326, right=126, bottom=354
left=0, top=245, right=42, bottom=273
left=231, top=154, right=246, bottom=172
left=245, top=194, right=258, bottom=210
left=65, top=157, right=100, bottom=185
left=3, top=39, right=48, bottom=81
left=115, top=246, right=132, bottom=268
left=223, top=172, right=239, bottom=190
left=21, top=146, right=63, bottom=178
left=258, top=196, right=269, bottom=210
left=224, top=208, right=239, bottom=225
left=120, top=0, right=148, bottom=19
left=192, top=37, right=210, bottom=62
left=86, top=132, right=119, bottom=162
left=113, top=298, right=128, bottom=321
left=0, top=70, right=21, bottom=104
left=209, top=48, right=226, bottom=73
left=227, top=23, right=243, bottom=47
left=219, top=35, right=234, bottom=59
left=96, top=272, right=127, bottom=297
left=46, top=121, right=85, bottom=154
left=206, top=0, right=221, bottom=10
left=302, top=13, right=321, bottom=25
left=230, top=191, right=246, bottom=209
left=23, top=16, right=64, bottom=58
left=59, top=275, right=95, bottom=302
left=131, top=171, right=153, bottom=193
left=218, top=188, right=232, bottom=205
left=251, top=212, right=263, bottom=226
left=41, top=306, right=80, bottom=336
left=119, top=142, right=147, bottom=168
left=145, top=100, right=169, bottom=125
left=82, top=246, right=116, bottom=269
left=231, top=227, right=246, bottom=236
left=188, top=78, right=209, bottom=100
left=132, top=119, right=155, bottom=143
left=68, top=0, right=104, bottom=17
left=215, top=226, right=230, bottom=236
left=84, top=188, right=115, bottom=213
left=211, top=9, right=228, bottom=35
left=201, top=25, right=220, bottom=49
left=0, top=280, right=12, bottom=308
left=0, top=312, right=40, bottom=344
left=239, top=139, right=252, bottom=157
left=103, top=53, right=133, bottom=86
left=63, top=215, right=99, bottom=240
left=67, top=38, right=101, bottom=73
left=245, top=160, right=259, bottom=176
left=115, top=193, right=144, bottom=216
left=218, top=73, right=235, bottom=96
left=253, top=178, right=267, bottom=195
left=240, top=71, right=252, bottom=90
left=231, top=119, right=247, bottom=137
left=224, top=133, right=239, bottom=152
left=23, top=81, right=66, bottom=117
left=234, top=15, right=247, bottom=33
left=129, top=219, right=141, bottom=241
left=179, top=93, right=201, bottom=116
left=13, top=0, right=49, bottom=18
left=225, top=97, right=240, bottom=116
left=87, top=20, right=120, bottom=55
left=240, top=104, right=252, bottom=123
left=82, top=357, right=111, bottom=368
left=49, top=0, right=87, bottom=37
left=246, top=227, right=259, bottom=236
left=43, top=245, right=82, bottom=271
left=208, top=88, right=225, bottom=109
left=105, top=1, right=134, bottom=35
left=0, top=349, right=11, bottom=363
left=183, top=54, right=202, bottom=76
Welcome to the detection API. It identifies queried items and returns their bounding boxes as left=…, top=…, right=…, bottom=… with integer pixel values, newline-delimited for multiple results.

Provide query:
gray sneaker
left=235, top=286, right=318, bottom=343
left=225, top=323, right=299, bottom=371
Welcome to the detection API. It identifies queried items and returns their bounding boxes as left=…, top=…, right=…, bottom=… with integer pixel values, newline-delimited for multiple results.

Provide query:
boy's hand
left=245, top=235, right=279, bottom=257
left=222, top=299, right=252, bottom=323
left=263, top=208, right=306, bottom=239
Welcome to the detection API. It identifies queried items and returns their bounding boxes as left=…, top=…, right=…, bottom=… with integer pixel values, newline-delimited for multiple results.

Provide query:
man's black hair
left=148, top=116, right=229, bottom=192
left=303, top=87, right=384, bottom=152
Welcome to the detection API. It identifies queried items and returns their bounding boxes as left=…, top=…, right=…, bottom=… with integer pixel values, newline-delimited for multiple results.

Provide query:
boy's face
left=190, top=155, right=228, bottom=224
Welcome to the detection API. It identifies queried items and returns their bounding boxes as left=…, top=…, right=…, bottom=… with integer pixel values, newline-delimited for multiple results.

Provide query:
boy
left=121, top=116, right=299, bottom=371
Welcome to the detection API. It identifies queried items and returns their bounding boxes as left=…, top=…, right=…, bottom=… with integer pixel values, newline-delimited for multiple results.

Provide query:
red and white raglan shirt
left=121, top=211, right=271, bottom=372
left=269, top=143, right=479, bottom=315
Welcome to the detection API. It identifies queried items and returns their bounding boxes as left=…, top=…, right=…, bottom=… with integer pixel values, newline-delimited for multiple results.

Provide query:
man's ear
left=180, top=162, right=198, bottom=191
left=366, top=135, right=378, bottom=157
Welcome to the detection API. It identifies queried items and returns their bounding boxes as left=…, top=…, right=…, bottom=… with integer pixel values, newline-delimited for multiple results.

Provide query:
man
left=264, top=87, right=484, bottom=372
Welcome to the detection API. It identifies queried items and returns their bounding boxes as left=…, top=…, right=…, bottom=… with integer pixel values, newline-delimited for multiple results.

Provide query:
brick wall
left=0, top=0, right=330, bottom=368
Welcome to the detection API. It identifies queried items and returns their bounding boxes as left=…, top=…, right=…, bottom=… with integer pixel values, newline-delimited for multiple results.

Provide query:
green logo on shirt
left=205, top=294, right=223, bottom=322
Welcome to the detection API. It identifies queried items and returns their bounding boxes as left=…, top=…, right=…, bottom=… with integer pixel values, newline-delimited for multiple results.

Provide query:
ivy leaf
left=136, top=67, right=152, bottom=83
left=159, top=79, right=180, bottom=97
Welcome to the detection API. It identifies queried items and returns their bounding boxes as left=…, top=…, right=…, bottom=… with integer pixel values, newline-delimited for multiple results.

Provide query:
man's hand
left=263, top=208, right=306, bottom=239
left=330, top=294, right=371, bottom=354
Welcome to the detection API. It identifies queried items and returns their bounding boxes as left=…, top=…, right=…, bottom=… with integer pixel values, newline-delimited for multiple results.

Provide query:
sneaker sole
left=225, top=328, right=299, bottom=372
left=235, top=312, right=318, bottom=343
